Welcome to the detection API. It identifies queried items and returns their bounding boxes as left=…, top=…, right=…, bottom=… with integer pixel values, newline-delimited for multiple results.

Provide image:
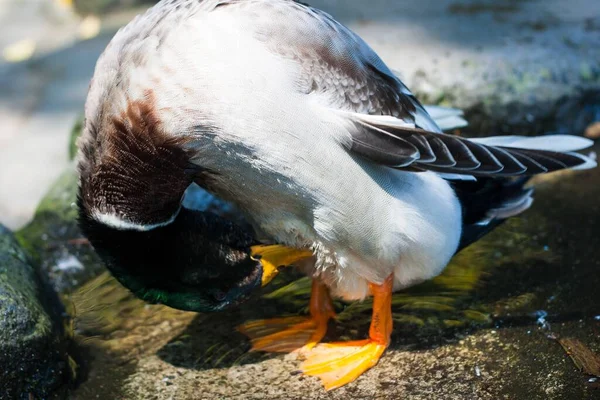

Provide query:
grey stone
left=0, top=225, right=68, bottom=399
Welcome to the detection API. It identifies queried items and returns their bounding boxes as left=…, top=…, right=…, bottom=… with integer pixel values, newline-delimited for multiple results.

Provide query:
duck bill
left=250, top=244, right=314, bottom=287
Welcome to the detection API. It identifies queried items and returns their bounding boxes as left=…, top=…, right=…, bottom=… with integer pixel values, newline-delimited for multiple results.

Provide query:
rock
left=0, top=225, right=69, bottom=399
left=16, top=167, right=105, bottom=294
left=69, top=117, right=84, bottom=161
left=585, top=121, right=600, bottom=139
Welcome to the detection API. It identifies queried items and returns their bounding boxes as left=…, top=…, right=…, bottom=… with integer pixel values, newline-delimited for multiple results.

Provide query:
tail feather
left=419, top=109, right=597, bottom=252
left=452, top=177, right=535, bottom=252
left=470, top=134, right=593, bottom=152
left=471, top=135, right=597, bottom=171
left=423, top=105, right=468, bottom=131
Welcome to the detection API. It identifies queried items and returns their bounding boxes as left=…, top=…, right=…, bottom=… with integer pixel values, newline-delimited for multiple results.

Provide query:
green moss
left=401, top=301, right=456, bottom=312
left=539, top=68, right=552, bottom=80
left=72, top=0, right=156, bottom=15
left=443, top=319, right=466, bottom=328
left=463, top=310, right=492, bottom=324
left=69, top=117, right=84, bottom=161
left=579, top=62, right=595, bottom=81
left=263, top=276, right=312, bottom=300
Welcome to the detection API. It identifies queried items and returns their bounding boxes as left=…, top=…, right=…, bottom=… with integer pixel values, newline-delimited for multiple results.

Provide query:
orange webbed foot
left=238, top=279, right=335, bottom=353
left=301, top=274, right=394, bottom=390
left=301, top=339, right=387, bottom=390
left=238, top=314, right=330, bottom=353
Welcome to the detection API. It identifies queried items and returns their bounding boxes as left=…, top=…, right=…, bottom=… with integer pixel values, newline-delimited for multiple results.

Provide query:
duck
left=76, top=0, right=596, bottom=391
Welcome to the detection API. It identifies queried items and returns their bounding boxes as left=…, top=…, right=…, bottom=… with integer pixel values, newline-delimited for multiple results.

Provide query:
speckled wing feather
left=237, top=0, right=441, bottom=132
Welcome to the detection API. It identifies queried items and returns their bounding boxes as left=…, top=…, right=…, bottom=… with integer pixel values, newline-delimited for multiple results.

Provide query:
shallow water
left=59, top=151, right=600, bottom=399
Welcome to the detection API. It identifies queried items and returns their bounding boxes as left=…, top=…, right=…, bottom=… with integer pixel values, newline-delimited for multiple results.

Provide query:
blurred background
left=1, top=0, right=599, bottom=230
left=0, top=1, right=600, bottom=399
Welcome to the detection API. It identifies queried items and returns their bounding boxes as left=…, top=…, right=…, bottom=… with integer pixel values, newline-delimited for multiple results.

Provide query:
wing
left=343, top=112, right=595, bottom=176
left=242, top=0, right=442, bottom=132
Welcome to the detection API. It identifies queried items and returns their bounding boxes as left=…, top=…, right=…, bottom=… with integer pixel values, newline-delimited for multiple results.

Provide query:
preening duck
left=77, top=0, right=596, bottom=390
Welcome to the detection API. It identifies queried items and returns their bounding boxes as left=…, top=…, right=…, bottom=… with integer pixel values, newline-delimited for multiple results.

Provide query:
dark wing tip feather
left=347, top=115, right=591, bottom=177
left=350, top=121, right=419, bottom=166
left=486, top=147, right=529, bottom=175
left=462, top=141, right=503, bottom=173
left=407, top=134, right=436, bottom=163
left=507, top=148, right=587, bottom=172
left=425, top=136, right=457, bottom=167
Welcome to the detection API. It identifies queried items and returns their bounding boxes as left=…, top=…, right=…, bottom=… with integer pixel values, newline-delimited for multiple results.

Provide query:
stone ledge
left=0, top=225, right=69, bottom=399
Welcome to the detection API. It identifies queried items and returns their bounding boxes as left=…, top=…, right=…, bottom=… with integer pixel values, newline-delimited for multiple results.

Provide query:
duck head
left=76, top=99, right=284, bottom=312
left=78, top=203, right=269, bottom=312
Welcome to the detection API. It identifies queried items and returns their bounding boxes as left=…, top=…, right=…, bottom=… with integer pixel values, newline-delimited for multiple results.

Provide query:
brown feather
left=78, top=91, right=213, bottom=226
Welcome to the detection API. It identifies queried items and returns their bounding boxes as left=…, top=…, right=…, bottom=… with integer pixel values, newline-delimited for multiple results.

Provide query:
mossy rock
left=0, top=225, right=69, bottom=399
left=69, top=117, right=84, bottom=162
left=72, top=0, right=157, bottom=15
left=16, top=167, right=105, bottom=294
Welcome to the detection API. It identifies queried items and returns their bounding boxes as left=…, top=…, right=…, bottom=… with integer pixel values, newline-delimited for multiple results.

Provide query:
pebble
left=585, top=122, right=600, bottom=139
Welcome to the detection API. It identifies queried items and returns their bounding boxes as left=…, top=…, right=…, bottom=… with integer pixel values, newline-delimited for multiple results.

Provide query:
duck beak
left=250, top=245, right=314, bottom=287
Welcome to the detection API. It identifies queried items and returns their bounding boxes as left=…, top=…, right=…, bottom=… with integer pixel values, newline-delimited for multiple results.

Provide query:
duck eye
left=212, top=290, right=226, bottom=302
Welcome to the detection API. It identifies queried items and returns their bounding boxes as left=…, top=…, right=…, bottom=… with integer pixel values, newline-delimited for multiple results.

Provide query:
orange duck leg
left=301, top=274, right=393, bottom=390
left=238, top=278, right=335, bottom=353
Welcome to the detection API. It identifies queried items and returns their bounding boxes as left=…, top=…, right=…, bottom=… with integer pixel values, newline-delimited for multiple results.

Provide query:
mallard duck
left=77, top=0, right=596, bottom=390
